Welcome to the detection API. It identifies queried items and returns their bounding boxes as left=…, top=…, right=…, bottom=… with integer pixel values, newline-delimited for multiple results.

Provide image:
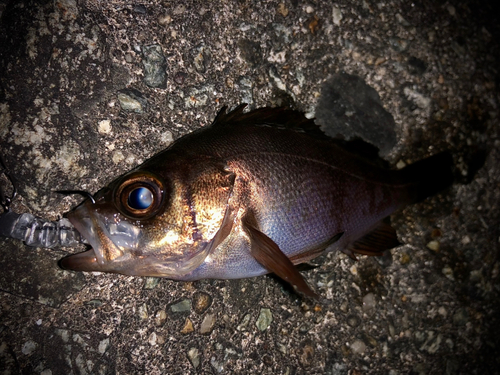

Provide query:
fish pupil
left=128, top=187, right=153, bottom=210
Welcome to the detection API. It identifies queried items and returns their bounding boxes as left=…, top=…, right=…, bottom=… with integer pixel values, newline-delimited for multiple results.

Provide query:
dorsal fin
left=211, top=104, right=330, bottom=141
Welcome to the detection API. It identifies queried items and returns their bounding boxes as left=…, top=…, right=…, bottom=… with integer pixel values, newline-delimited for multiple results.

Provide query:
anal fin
left=289, top=232, right=344, bottom=264
left=344, top=220, right=401, bottom=260
left=242, top=212, right=319, bottom=300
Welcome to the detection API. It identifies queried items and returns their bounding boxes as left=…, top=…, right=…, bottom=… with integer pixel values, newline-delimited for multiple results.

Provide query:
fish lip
left=59, top=249, right=98, bottom=271
left=66, top=204, right=107, bottom=267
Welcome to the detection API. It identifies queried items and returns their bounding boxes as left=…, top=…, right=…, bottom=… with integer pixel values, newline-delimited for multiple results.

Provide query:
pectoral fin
left=343, top=220, right=400, bottom=260
left=242, top=213, right=319, bottom=299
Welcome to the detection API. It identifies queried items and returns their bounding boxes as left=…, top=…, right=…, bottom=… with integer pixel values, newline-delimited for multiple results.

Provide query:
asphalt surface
left=0, top=0, right=499, bottom=374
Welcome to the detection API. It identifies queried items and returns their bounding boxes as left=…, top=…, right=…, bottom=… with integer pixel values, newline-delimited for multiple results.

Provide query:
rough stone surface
left=1, top=0, right=499, bottom=374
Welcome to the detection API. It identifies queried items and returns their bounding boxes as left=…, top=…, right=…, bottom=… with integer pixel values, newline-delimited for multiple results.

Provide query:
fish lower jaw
left=60, top=249, right=99, bottom=272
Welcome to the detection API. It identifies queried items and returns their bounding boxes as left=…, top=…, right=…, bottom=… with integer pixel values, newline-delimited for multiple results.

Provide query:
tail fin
left=399, top=152, right=454, bottom=203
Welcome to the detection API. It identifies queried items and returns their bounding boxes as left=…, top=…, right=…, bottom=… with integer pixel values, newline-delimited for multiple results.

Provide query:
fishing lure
left=0, top=156, right=85, bottom=248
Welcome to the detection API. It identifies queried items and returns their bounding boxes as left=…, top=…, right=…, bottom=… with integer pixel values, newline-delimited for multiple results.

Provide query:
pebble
left=117, top=89, right=147, bottom=113
left=112, top=150, right=124, bottom=164
left=364, top=333, right=378, bottom=347
left=299, top=322, right=313, bottom=334
left=181, top=318, right=194, bottom=334
left=469, top=269, right=482, bottom=282
left=277, top=343, right=288, bottom=355
left=200, top=313, right=216, bottom=334
left=193, top=292, right=212, bottom=314
left=277, top=3, right=289, bottom=17
left=98, top=119, right=111, bottom=134
left=192, top=44, right=211, bottom=73
left=133, top=4, right=146, bottom=14
left=160, top=130, right=173, bottom=145
left=268, top=65, right=287, bottom=91
left=308, top=15, right=320, bottom=34
left=332, top=6, right=342, bottom=26
left=389, top=37, right=409, bottom=52
left=170, top=299, right=192, bottom=313
left=237, top=313, right=251, bottom=331
left=138, top=303, right=148, bottom=320
left=396, top=13, right=410, bottom=27
left=142, top=44, right=167, bottom=88
left=404, top=87, right=431, bottom=110
left=98, top=338, right=109, bottom=354
left=237, top=39, right=262, bottom=68
left=22, top=340, right=38, bottom=355
left=238, top=76, right=254, bottom=106
left=298, top=343, right=314, bottom=367
left=350, top=339, right=366, bottom=355
left=315, top=72, right=397, bottom=156
left=256, top=308, right=273, bottom=331
left=211, top=356, right=224, bottom=373
left=426, top=240, right=440, bottom=252
left=148, top=332, right=157, bottom=346
left=442, top=266, right=455, bottom=280
left=438, top=306, right=448, bottom=317
left=400, top=252, right=411, bottom=264
left=420, top=331, right=442, bottom=354
left=188, top=347, right=200, bottom=368
left=184, top=85, right=213, bottom=108
left=158, top=13, right=171, bottom=25
left=408, top=56, right=427, bottom=75
left=55, top=329, right=69, bottom=343
left=143, top=277, right=160, bottom=290
left=362, top=292, right=376, bottom=313
left=173, top=4, right=186, bottom=15
left=155, top=309, right=167, bottom=326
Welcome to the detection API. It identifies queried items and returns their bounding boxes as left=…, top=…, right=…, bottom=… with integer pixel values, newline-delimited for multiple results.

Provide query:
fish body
left=62, top=105, right=453, bottom=297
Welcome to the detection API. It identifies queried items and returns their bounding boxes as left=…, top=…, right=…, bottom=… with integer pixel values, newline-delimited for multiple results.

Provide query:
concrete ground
left=0, top=0, right=499, bottom=374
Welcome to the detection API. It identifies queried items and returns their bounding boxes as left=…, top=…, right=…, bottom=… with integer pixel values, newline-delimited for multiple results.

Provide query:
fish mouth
left=60, top=203, right=140, bottom=273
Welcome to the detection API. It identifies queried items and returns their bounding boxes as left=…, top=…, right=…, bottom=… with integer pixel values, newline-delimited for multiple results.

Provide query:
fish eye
left=128, top=187, right=154, bottom=210
left=114, top=172, right=167, bottom=220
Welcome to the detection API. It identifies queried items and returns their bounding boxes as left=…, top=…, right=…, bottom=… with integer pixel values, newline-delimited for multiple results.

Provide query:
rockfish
left=61, top=105, right=453, bottom=298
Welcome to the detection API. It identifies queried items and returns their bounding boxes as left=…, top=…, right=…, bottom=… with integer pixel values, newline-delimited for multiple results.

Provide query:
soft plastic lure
left=0, top=155, right=85, bottom=248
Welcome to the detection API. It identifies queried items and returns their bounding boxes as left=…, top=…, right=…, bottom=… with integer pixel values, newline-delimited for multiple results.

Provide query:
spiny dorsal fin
left=211, top=104, right=330, bottom=141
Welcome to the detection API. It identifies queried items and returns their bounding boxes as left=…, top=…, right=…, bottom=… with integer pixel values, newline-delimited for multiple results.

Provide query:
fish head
left=61, top=162, right=235, bottom=278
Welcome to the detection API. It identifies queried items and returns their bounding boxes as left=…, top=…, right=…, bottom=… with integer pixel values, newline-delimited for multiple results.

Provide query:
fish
left=60, top=104, right=454, bottom=298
